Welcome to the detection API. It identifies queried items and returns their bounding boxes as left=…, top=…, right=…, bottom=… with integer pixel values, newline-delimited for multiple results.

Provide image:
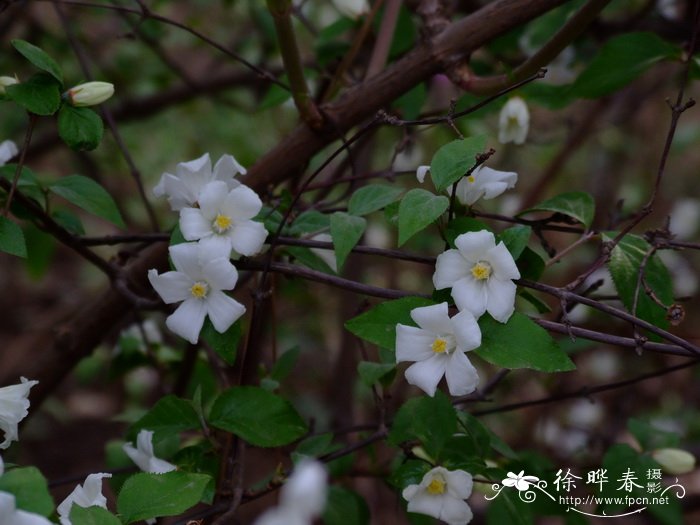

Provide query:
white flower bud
left=651, top=448, right=696, bottom=475
left=65, top=81, right=114, bottom=107
left=0, top=76, right=19, bottom=95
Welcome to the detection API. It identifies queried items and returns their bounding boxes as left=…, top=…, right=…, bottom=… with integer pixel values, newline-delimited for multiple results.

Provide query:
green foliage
left=0, top=165, right=44, bottom=204
left=498, top=225, right=531, bottom=259
left=429, top=136, right=488, bottom=192
left=69, top=506, right=121, bottom=525
left=52, top=209, right=85, bottom=235
left=48, top=175, right=125, bottom=228
left=0, top=467, right=54, bottom=516
left=270, top=345, right=301, bottom=381
left=330, top=211, right=366, bottom=271
left=445, top=217, right=492, bottom=247
left=520, top=191, right=595, bottom=229
left=345, top=296, right=435, bottom=350
left=5, top=73, right=61, bottom=115
left=201, top=318, right=242, bottom=365
left=116, top=472, right=211, bottom=524
left=398, top=189, right=448, bottom=246
left=323, top=486, right=370, bottom=525
left=0, top=216, right=27, bottom=257
left=516, top=247, right=546, bottom=281
left=58, top=105, right=104, bottom=151
left=128, top=394, right=201, bottom=440
left=628, top=418, right=680, bottom=451
left=348, top=184, right=403, bottom=216
left=475, top=313, right=576, bottom=372
left=357, top=361, right=396, bottom=387
left=11, top=39, right=63, bottom=83
left=209, top=386, right=308, bottom=447
left=289, top=209, right=329, bottom=235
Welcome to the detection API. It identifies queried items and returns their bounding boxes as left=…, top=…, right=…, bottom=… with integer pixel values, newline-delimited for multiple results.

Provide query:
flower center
left=467, top=175, right=476, bottom=184
left=507, top=115, right=520, bottom=129
left=213, top=213, right=233, bottom=233
left=431, top=337, right=448, bottom=354
left=471, top=261, right=492, bottom=280
left=190, top=281, right=209, bottom=299
left=427, top=476, right=446, bottom=495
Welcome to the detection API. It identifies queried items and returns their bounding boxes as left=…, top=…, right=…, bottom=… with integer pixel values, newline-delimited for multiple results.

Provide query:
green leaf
left=357, top=361, right=396, bottom=387
left=323, top=486, right=370, bottom=525
left=289, top=209, right=329, bottom=235
left=286, top=246, right=336, bottom=274
left=430, top=136, right=488, bottom=192
left=330, top=212, right=366, bottom=271
left=51, top=209, right=85, bottom=235
left=209, top=386, right=307, bottom=447
left=628, top=418, right=680, bottom=451
left=48, top=175, right=125, bottom=228
left=0, top=217, right=27, bottom=257
left=571, top=32, right=678, bottom=99
left=201, top=318, right=241, bottom=365
left=475, top=313, right=575, bottom=372
left=605, top=233, right=674, bottom=334
left=128, top=395, right=201, bottom=440
left=398, top=189, right=448, bottom=246
left=516, top=247, right=545, bottom=281
left=348, top=184, right=403, bottom=216
left=5, top=73, right=61, bottom=115
left=117, top=472, right=211, bottom=524
left=345, top=296, right=435, bottom=350
left=520, top=191, right=595, bottom=229
left=389, top=391, right=457, bottom=458
left=69, top=506, right=121, bottom=525
left=445, top=217, right=491, bottom=247
left=58, top=105, right=104, bottom=151
left=270, top=346, right=301, bottom=381
left=0, top=467, right=54, bottom=516
left=498, top=225, right=531, bottom=259
left=12, top=39, right=63, bottom=83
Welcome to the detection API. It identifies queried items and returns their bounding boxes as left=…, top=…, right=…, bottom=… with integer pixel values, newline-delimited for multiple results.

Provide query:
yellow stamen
left=471, top=261, right=492, bottom=281
left=467, top=175, right=475, bottom=184
left=213, top=213, right=233, bottom=233
left=190, top=281, right=209, bottom=299
left=431, top=338, right=447, bottom=354
left=427, top=477, right=446, bottom=495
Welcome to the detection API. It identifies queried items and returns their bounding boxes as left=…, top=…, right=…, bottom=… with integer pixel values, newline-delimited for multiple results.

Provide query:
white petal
left=0, top=455, right=4, bottom=476
left=136, top=429, right=156, bottom=456
left=179, top=208, right=213, bottom=242
left=202, top=257, right=238, bottom=291
left=401, top=483, right=421, bottom=501
left=453, top=177, right=481, bottom=206
left=444, top=352, right=479, bottom=396
left=147, top=456, right=176, bottom=474
left=439, top=496, right=473, bottom=525
left=485, top=279, right=517, bottom=323
left=409, top=303, right=452, bottom=334
left=13, top=509, right=54, bottom=525
left=123, top=443, right=151, bottom=472
left=0, top=378, right=38, bottom=449
left=175, top=152, right=211, bottom=179
left=0, top=140, right=18, bottom=165
left=198, top=180, right=229, bottom=217
left=416, top=165, right=430, bottom=184
left=205, top=290, right=246, bottom=333
left=221, top=185, right=263, bottom=221
left=479, top=166, right=517, bottom=186
left=78, top=473, right=111, bottom=506
left=486, top=242, right=520, bottom=280
left=445, top=469, right=473, bottom=499
left=166, top=299, right=207, bottom=343
left=148, top=270, right=192, bottom=304
left=479, top=181, right=510, bottom=200
left=433, top=250, right=469, bottom=290
left=451, top=277, right=487, bottom=318
left=214, top=153, right=246, bottom=179
left=160, top=174, right=194, bottom=211
left=228, top=220, right=267, bottom=257
left=280, top=459, right=327, bottom=518
left=168, top=243, right=204, bottom=278
left=395, top=325, right=435, bottom=363
left=454, top=230, right=496, bottom=259
left=406, top=492, right=443, bottom=520
left=449, top=309, right=481, bottom=351
left=404, top=355, right=448, bottom=396
left=199, top=235, right=234, bottom=259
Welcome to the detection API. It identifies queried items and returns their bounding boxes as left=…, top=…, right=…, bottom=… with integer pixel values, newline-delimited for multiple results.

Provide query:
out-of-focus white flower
left=396, top=303, right=481, bottom=397
left=0, top=76, right=19, bottom=95
left=651, top=448, right=696, bottom=475
left=657, top=0, right=681, bottom=19
left=502, top=471, right=539, bottom=492
left=309, top=233, right=338, bottom=272
left=658, top=250, right=698, bottom=297
left=332, top=0, right=369, bottom=19
left=0, top=140, right=18, bottom=166
left=254, top=459, right=327, bottom=525
left=433, top=230, right=520, bottom=322
left=117, top=319, right=162, bottom=355
left=402, top=466, right=473, bottom=525
left=669, top=198, right=700, bottom=240
left=179, top=181, right=267, bottom=257
left=148, top=242, right=245, bottom=344
left=65, top=81, right=114, bottom=107
left=57, top=473, right=112, bottom=525
left=0, top=377, right=39, bottom=450
left=498, top=97, right=529, bottom=145
left=449, top=166, right=518, bottom=206
left=123, top=429, right=176, bottom=474
left=153, top=153, right=246, bottom=211
left=416, top=165, right=430, bottom=184
left=0, top=492, right=53, bottom=525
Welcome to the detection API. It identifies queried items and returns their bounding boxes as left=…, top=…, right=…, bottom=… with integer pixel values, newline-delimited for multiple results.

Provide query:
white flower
left=57, top=473, right=112, bottom=525
left=332, top=0, right=369, bottom=19
left=65, top=81, right=114, bottom=107
left=0, top=492, right=53, bottom=525
left=395, top=303, right=481, bottom=397
left=402, top=466, right=473, bottom=525
left=502, top=471, right=539, bottom=492
left=254, top=459, right=327, bottom=525
left=0, top=140, right=18, bottom=166
left=179, top=181, right=267, bottom=257
left=416, top=165, right=430, bottom=184
left=123, top=429, right=177, bottom=474
left=0, top=377, right=39, bottom=450
left=153, top=153, right=246, bottom=211
left=449, top=166, right=517, bottom=206
left=309, top=233, right=338, bottom=272
left=498, top=97, right=529, bottom=145
left=148, top=242, right=245, bottom=344
left=433, top=230, right=520, bottom=322
left=0, top=76, right=19, bottom=95
left=651, top=448, right=696, bottom=475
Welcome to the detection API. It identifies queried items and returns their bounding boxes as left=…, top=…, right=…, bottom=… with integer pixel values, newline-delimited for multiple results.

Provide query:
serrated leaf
left=201, top=318, right=241, bottom=365
left=398, top=189, right=448, bottom=246
left=209, top=386, right=307, bottom=447
left=12, top=39, right=63, bottom=83
left=48, top=175, right=125, bottom=228
left=345, top=296, right=435, bottom=350
left=58, top=105, right=104, bottom=151
left=69, top=505, right=121, bottom=525
left=475, top=313, right=575, bottom=372
left=520, top=191, right=595, bottom=229
left=117, top=472, right=211, bottom=524
left=323, top=486, right=370, bottom=525
left=498, top=225, right=531, bottom=259
left=0, top=467, right=54, bottom=516
left=348, top=185, right=403, bottom=216
left=128, top=395, right=201, bottom=440
left=430, top=136, right=488, bottom=192
left=0, top=216, right=27, bottom=257
left=357, top=361, right=396, bottom=387
left=5, top=73, right=61, bottom=115
left=330, top=212, right=366, bottom=270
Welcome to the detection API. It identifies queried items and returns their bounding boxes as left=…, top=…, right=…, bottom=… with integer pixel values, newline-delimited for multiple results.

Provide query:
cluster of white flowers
left=149, top=153, right=267, bottom=343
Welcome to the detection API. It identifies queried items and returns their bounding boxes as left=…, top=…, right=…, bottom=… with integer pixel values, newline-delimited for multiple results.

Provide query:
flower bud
left=65, top=81, right=114, bottom=107
left=0, top=75, right=19, bottom=95
left=651, top=448, right=696, bottom=475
